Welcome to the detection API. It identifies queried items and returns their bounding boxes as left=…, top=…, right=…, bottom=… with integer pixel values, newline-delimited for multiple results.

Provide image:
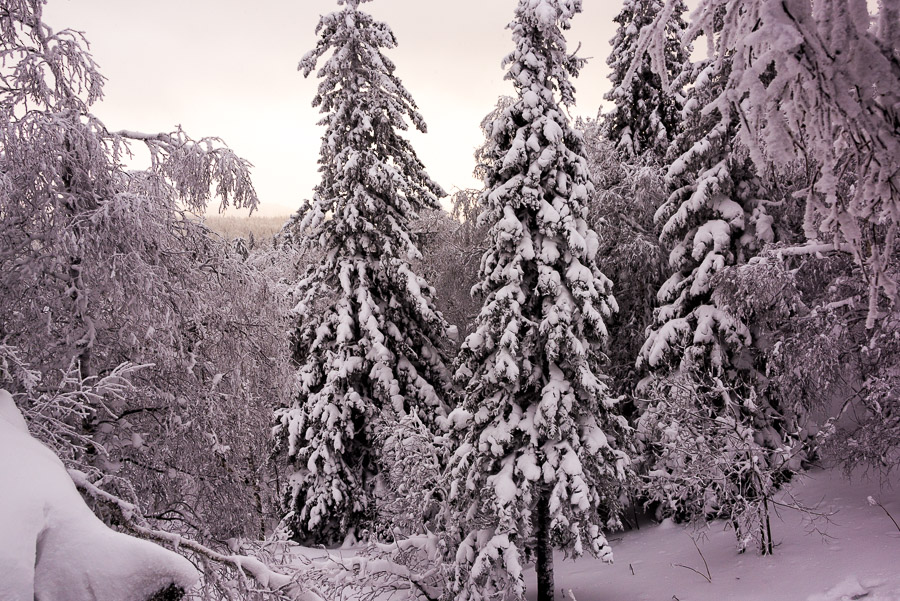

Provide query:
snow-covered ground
left=525, top=468, right=900, bottom=601
left=8, top=371, right=896, bottom=601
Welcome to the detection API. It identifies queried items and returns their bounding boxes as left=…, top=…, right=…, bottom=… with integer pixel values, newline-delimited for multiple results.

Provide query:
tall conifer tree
left=274, top=0, right=452, bottom=545
left=638, top=56, right=762, bottom=374
left=447, top=2, right=629, bottom=599
left=635, top=15, right=807, bottom=554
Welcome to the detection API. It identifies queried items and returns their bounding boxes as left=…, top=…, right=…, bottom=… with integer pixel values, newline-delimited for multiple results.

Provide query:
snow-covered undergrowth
left=269, top=465, right=899, bottom=601
left=523, top=467, right=900, bottom=601
left=0, top=390, right=198, bottom=601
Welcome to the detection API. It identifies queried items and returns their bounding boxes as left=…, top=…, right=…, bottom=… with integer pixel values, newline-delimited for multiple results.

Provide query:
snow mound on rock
left=0, top=389, right=199, bottom=601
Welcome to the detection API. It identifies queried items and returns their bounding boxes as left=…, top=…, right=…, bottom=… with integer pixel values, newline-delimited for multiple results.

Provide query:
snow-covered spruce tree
left=634, top=23, right=809, bottom=554
left=638, top=0, right=900, bottom=328
left=638, top=53, right=765, bottom=375
left=630, top=0, right=900, bottom=506
left=447, top=2, right=630, bottom=600
left=602, top=0, right=688, bottom=160
left=273, top=0, right=453, bottom=545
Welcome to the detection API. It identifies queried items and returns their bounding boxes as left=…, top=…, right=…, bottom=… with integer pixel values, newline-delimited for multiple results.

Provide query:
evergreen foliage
left=633, top=15, right=809, bottom=554
left=637, top=0, right=900, bottom=328
left=447, top=2, right=630, bottom=599
left=638, top=55, right=764, bottom=374
left=602, top=0, right=688, bottom=159
left=273, top=0, right=453, bottom=545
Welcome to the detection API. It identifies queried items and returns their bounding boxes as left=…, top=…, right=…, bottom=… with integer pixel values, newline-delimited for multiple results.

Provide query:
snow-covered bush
left=635, top=373, right=801, bottom=554
left=749, top=247, right=900, bottom=477
left=636, top=254, right=819, bottom=556
left=273, top=0, right=454, bottom=545
left=828, top=324, right=900, bottom=474
left=372, top=412, right=452, bottom=538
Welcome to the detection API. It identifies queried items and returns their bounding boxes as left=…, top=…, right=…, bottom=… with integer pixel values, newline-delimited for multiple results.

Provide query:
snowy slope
left=524, top=468, right=900, bottom=601
left=0, top=390, right=198, bottom=601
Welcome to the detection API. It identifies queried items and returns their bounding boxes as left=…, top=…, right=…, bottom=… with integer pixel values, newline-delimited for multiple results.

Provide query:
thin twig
left=868, top=496, right=900, bottom=534
left=672, top=537, right=712, bottom=583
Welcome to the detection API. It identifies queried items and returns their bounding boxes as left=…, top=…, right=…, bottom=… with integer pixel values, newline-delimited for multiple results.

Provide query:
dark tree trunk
left=760, top=496, right=774, bottom=555
left=535, top=485, right=555, bottom=601
left=61, top=136, right=96, bottom=379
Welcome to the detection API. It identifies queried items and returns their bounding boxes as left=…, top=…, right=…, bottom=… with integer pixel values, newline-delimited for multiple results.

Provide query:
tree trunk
left=760, top=496, right=774, bottom=555
left=62, top=136, right=96, bottom=380
left=535, top=485, right=554, bottom=601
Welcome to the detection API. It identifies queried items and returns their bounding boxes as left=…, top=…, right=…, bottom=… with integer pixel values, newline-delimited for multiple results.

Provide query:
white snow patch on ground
left=524, top=468, right=900, bottom=601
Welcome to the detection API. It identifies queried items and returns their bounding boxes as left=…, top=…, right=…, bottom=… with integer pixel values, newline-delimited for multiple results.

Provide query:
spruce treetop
left=503, top=0, right=584, bottom=109
left=603, top=0, right=688, bottom=159
left=293, top=0, right=444, bottom=264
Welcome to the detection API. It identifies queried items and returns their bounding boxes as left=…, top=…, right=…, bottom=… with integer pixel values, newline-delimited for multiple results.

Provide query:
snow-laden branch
left=772, top=243, right=855, bottom=257
left=112, top=126, right=259, bottom=214
left=309, top=536, right=447, bottom=601
left=113, top=130, right=178, bottom=142
left=70, top=471, right=324, bottom=601
left=72, top=468, right=449, bottom=601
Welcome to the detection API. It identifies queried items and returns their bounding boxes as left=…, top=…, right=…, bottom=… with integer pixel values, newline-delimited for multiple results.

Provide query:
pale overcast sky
left=44, top=0, right=626, bottom=217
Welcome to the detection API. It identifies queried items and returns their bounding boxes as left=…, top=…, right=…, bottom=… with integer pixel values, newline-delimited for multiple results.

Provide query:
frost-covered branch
left=1, top=351, right=149, bottom=467
left=70, top=471, right=324, bottom=601
left=113, top=127, right=259, bottom=214
left=867, top=496, right=900, bottom=534
left=772, top=243, right=855, bottom=257
left=306, top=535, right=449, bottom=601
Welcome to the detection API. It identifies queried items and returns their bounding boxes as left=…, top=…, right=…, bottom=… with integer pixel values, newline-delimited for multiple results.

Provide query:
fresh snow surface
left=0, top=389, right=199, bottom=601
left=524, top=467, right=900, bottom=601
